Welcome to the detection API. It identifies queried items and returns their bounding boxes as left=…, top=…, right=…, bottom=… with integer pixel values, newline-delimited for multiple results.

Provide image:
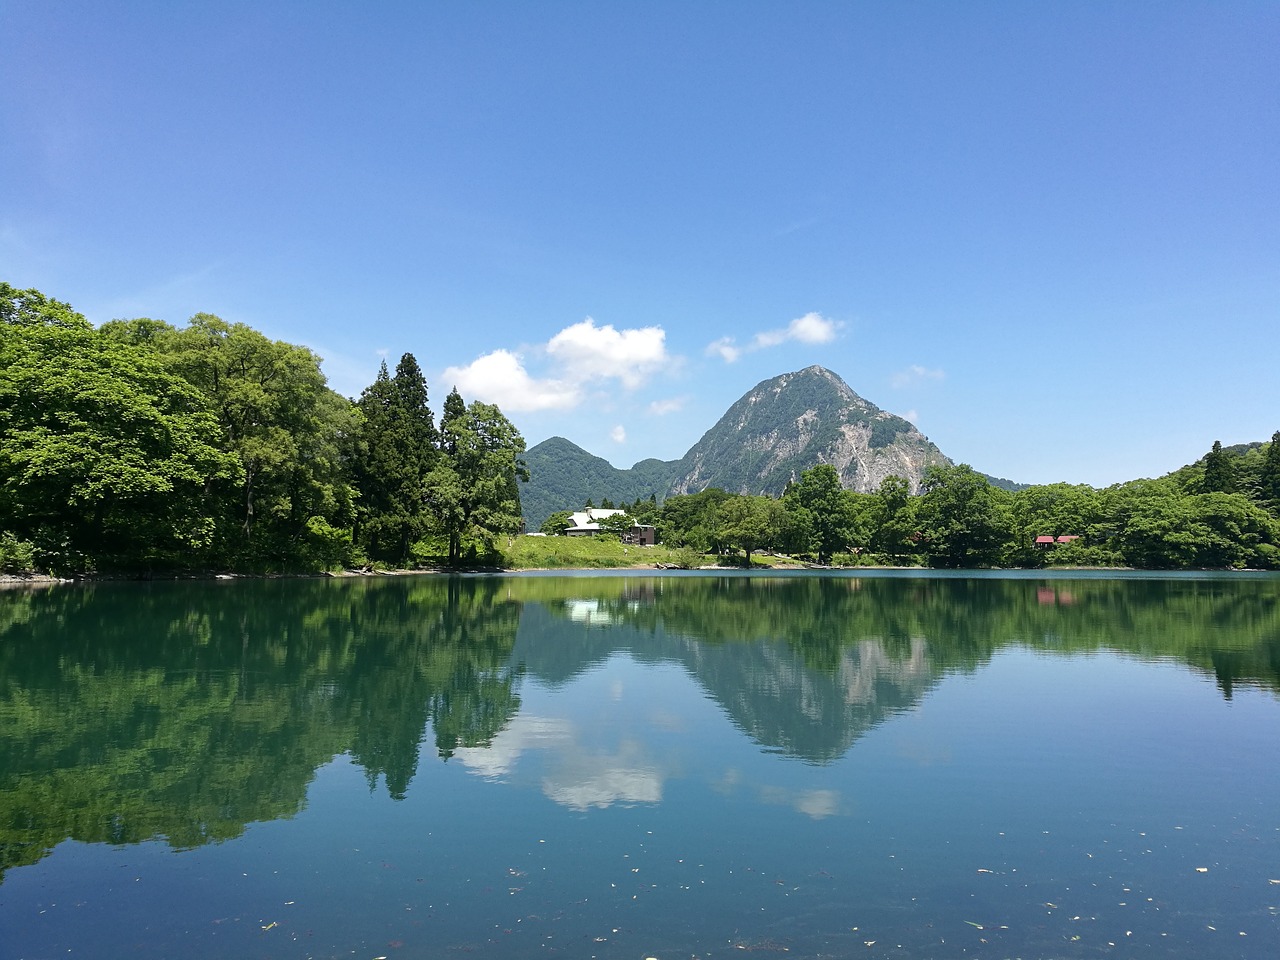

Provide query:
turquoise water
left=2, top=572, right=1278, bottom=958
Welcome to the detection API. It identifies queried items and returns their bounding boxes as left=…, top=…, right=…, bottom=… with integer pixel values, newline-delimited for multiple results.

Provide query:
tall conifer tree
left=1201, top=440, right=1236, bottom=494
left=1261, top=431, right=1280, bottom=510
left=354, top=353, right=438, bottom=563
left=440, top=387, right=466, bottom=457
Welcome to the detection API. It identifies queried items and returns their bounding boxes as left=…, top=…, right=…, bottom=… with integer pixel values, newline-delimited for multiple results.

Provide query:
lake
left=2, top=570, right=1279, bottom=959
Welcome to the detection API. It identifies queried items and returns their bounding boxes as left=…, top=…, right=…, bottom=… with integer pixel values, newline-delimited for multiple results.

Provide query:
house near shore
left=563, top=508, right=657, bottom=546
left=1034, top=534, right=1081, bottom=548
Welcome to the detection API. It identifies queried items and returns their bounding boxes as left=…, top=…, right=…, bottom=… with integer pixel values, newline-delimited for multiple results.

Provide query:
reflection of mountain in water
left=691, top=636, right=934, bottom=763
left=3, top=572, right=1278, bottom=880
left=511, top=599, right=938, bottom=763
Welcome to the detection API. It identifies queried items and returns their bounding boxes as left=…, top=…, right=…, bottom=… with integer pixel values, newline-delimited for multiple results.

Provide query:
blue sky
left=3, top=1, right=1276, bottom=487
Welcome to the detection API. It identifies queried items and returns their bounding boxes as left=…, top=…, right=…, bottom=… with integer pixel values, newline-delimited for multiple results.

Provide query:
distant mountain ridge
left=521, top=366, right=953, bottom=528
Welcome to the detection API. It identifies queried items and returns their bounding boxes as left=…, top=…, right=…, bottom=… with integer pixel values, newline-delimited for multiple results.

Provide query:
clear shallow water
left=1, top=572, right=1278, bottom=959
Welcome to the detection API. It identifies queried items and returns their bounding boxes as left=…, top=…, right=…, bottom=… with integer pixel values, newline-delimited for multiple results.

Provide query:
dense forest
left=4, top=280, right=1279, bottom=574
left=545, top=438, right=1280, bottom=571
left=0, top=282, right=528, bottom=574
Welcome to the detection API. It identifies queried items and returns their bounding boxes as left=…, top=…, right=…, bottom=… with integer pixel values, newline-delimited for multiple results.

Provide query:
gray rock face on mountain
left=520, top=365, right=952, bottom=527
left=668, top=366, right=950, bottom=496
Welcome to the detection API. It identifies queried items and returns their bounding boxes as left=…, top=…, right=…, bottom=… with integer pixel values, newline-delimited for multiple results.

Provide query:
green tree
left=915, top=464, right=1008, bottom=568
left=629, top=493, right=660, bottom=525
left=160, top=314, right=358, bottom=568
left=1260, top=431, right=1280, bottom=511
left=0, top=286, right=238, bottom=572
left=717, top=495, right=778, bottom=565
left=1117, top=490, right=1278, bottom=569
left=1201, top=439, right=1236, bottom=494
left=439, top=387, right=467, bottom=456
left=868, top=475, right=919, bottom=563
left=786, top=465, right=854, bottom=564
left=657, top=488, right=731, bottom=552
left=597, top=511, right=636, bottom=537
left=426, top=395, right=529, bottom=564
left=353, top=354, right=438, bottom=564
left=539, top=510, right=574, bottom=535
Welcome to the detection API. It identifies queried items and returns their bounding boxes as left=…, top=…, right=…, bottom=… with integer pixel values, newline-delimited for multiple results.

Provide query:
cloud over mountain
left=707, top=312, right=841, bottom=363
left=441, top=317, right=672, bottom=413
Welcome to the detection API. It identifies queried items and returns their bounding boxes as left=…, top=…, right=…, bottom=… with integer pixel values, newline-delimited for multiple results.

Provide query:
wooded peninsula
left=3, top=281, right=1278, bottom=575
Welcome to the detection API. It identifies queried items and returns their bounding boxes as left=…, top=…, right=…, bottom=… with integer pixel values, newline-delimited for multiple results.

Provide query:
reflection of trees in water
left=1, top=573, right=1277, bottom=879
left=514, top=574, right=1280, bottom=759
left=0, top=577, right=523, bottom=880
left=514, top=573, right=1280, bottom=695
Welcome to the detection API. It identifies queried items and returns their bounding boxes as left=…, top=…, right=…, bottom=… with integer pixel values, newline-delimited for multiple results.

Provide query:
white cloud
left=891, top=364, right=945, bottom=389
left=784, top=312, right=840, bottom=344
left=441, top=349, right=581, bottom=412
left=444, top=316, right=673, bottom=414
left=545, top=317, right=668, bottom=390
left=751, top=328, right=786, bottom=349
left=610, top=424, right=626, bottom=443
left=707, top=312, right=842, bottom=363
left=706, top=336, right=742, bottom=363
left=901, top=409, right=919, bottom=424
left=648, top=396, right=686, bottom=416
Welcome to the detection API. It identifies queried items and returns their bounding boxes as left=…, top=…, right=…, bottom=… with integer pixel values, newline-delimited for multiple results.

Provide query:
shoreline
left=6, top=563, right=1268, bottom=590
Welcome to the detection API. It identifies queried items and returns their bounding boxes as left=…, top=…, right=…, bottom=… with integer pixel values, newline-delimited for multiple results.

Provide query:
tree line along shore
left=3, top=281, right=1279, bottom=577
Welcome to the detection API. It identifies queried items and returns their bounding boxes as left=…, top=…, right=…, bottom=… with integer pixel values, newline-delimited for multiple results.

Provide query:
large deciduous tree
left=717, top=495, right=781, bottom=565
left=425, top=390, right=528, bottom=564
left=915, top=464, right=1008, bottom=568
left=786, top=464, right=855, bottom=564
left=160, top=314, right=358, bottom=568
left=0, top=285, right=239, bottom=571
left=869, top=475, right=919, bottom=563
left=657, top=488, right=732, bottom=553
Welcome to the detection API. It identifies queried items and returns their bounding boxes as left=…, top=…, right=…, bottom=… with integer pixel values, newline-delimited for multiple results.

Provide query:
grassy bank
left=501, top=535, right=688, bottom=569
left=499, top=535, right=811, bottom=570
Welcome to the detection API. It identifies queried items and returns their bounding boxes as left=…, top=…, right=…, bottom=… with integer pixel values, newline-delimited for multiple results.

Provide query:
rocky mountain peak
left=668, top=366, right=949, bottom=496
left=520, top=366, right=953, bottom=527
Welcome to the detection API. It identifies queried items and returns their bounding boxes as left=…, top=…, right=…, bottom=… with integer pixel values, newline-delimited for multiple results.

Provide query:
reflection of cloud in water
left=455, top=717, right=664, bottom=810
left=453, top=715, right=572, bottom=779
left=543, top=739, right=663, bottom=811
left=793, top=789, right=840, bottom=819
left=714, top=767, right=743, bottom=794
left=543, top=763, right=663, bottom=810
left=647, top=708, right=687, bottom=733
left=757, top=785, right=842, bottom=819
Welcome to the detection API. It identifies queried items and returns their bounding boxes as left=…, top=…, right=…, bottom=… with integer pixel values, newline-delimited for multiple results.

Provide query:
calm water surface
left=1, top=571, right=1278, bottom=959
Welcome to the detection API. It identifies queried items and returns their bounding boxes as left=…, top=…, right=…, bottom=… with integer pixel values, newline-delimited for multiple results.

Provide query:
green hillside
left=521, top=438, right=678, bottom=529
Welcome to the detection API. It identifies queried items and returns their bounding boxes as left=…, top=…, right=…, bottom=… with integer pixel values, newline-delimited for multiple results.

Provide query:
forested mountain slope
left=522, top=366, right=951, bottom=527
left=520, top=438, right=679, bottom=532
